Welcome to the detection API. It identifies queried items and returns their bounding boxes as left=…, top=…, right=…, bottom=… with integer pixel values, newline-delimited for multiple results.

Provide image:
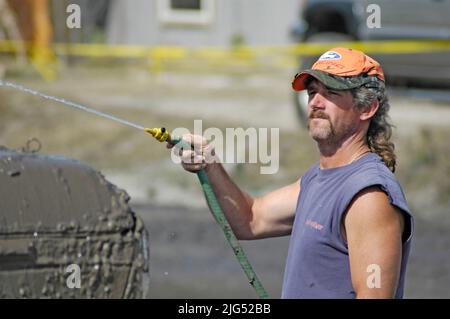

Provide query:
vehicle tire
left=0, top=146, right=150, bottom=298
left=293, top=32, right=354, bottom=128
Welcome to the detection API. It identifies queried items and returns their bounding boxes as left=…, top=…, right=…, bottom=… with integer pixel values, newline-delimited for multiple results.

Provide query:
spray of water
left=0, top=80, right=146, bottom=131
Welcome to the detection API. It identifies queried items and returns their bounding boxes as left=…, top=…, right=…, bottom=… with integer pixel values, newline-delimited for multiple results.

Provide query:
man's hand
left=167, top=134, right=218, bottom=173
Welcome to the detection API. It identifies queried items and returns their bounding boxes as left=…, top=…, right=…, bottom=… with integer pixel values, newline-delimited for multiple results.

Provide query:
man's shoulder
left=345, top=153, right=411, bottom=215
left=348, top=153, right=399, bottom=185
left=300, top=153, right=403, bottom=191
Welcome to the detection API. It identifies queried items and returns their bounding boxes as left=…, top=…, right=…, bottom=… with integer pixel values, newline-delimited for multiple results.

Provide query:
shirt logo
left=318, top=51, right=341, bottom=61
left=305, top=219, right=324, bottom=230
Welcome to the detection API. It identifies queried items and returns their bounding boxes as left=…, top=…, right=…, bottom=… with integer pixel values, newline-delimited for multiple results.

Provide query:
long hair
left=352, top=84, right=397, bottom=172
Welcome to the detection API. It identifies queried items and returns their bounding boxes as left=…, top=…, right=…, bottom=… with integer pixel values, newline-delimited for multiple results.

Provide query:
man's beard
left=308, top=110, right=335, bottom=141
left=308, top=110, right=356, bottom=144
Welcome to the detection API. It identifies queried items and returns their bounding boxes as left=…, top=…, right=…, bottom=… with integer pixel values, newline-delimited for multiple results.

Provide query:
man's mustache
left=309, top=110, right=330, bottom=120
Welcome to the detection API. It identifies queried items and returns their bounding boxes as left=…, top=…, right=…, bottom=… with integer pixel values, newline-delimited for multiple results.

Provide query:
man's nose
left=308, top=92, right=326, bottom=110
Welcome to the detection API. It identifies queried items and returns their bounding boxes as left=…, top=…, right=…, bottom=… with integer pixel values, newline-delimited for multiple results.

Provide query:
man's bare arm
left=169, top=134, right=299, bottom=240
left=344, top=186, right=405, bottom=298
left=204, top=162, right=299, bottom=240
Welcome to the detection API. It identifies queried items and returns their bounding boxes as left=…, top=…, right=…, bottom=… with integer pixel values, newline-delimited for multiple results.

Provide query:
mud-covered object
left=0, top=146, right=149, bottom=298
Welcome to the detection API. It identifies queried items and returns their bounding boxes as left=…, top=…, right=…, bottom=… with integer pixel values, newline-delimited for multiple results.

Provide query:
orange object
left=7, top=0, right=53, bottom=58
left=292, top=47, right=385, bottom=91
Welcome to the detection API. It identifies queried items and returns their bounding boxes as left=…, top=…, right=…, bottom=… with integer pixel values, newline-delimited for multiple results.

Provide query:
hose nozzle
left=144, top=127, right=170, bottom=143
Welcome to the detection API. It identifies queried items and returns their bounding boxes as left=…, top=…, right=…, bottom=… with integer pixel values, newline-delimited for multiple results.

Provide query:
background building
left=106, top=0, right=302, bottom=46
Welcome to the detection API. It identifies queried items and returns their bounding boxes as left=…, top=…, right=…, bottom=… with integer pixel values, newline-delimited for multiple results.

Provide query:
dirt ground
left=1, top=62, right=449, bottom=298
left=133, top=203, right=450, bottom=299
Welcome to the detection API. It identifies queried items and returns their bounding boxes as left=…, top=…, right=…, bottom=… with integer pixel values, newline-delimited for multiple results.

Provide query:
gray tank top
left=281, top=153, right=414, bottom=298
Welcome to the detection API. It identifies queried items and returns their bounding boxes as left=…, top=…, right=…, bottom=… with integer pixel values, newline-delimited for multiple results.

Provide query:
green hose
left=174, top=137, right=269, bottom=299
left=196, top=169, right=269, bottom=299
left=145, top=128, right=268, bottom=298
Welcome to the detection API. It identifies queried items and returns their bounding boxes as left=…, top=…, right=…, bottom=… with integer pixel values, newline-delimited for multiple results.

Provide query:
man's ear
left=360, top=99, right=379, bottom=121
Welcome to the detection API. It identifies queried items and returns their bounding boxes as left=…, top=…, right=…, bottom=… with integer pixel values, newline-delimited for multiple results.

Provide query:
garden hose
left=145, top=127, right=269, bottom=299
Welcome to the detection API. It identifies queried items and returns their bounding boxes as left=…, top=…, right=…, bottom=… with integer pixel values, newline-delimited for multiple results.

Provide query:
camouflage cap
left=292, top=47, right=385, bottom=91
left=294, top=69, right=385, bottom=91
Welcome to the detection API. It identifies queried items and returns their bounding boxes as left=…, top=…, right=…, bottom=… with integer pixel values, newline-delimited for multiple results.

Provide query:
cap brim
left=292, top=69, right=364, bottom=91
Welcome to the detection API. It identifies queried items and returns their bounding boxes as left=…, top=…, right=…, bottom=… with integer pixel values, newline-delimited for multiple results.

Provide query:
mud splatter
left=0, top=147, right=149, bottom=298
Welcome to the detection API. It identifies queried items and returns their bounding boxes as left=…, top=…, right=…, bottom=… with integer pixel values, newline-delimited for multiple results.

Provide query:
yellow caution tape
left=2, top=39, right=450, bottom=77
left=1, top=39, right=450, bottom=58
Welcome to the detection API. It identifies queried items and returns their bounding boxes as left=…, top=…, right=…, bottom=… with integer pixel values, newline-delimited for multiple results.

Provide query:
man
left=169, top=48, right=414, bottom=299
